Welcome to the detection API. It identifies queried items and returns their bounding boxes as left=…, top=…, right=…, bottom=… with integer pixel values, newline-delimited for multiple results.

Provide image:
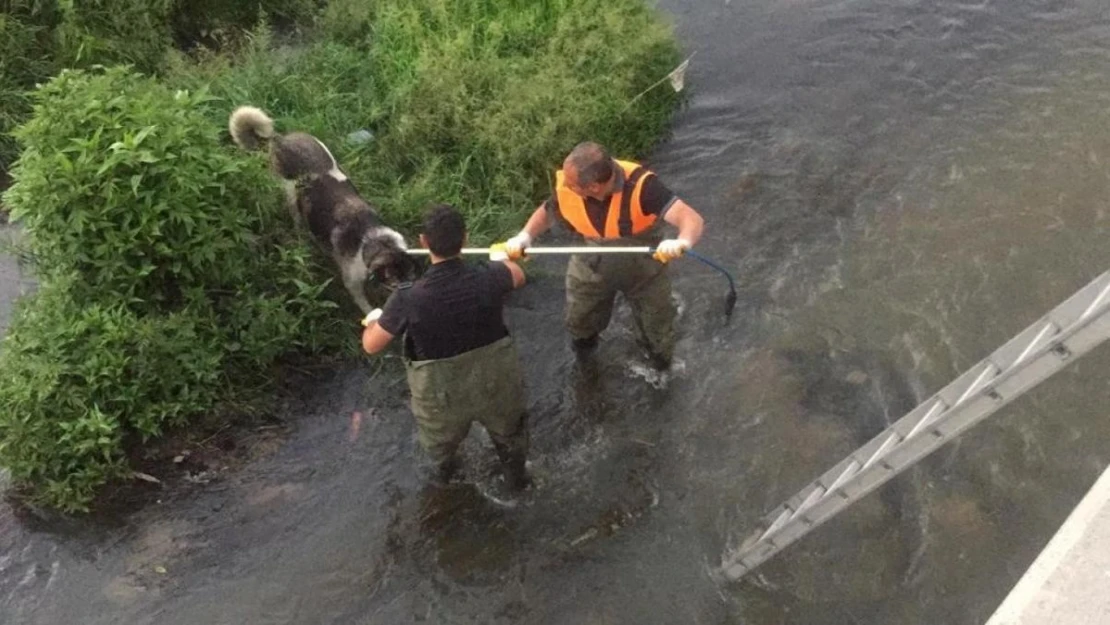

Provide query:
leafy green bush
left=10, top=68, right=272, bottom=306
left=0, top=66, right=343, bottom=510
left=0, top=277, right=223, bottom=511
left=173, top=0, right=683, bottom=239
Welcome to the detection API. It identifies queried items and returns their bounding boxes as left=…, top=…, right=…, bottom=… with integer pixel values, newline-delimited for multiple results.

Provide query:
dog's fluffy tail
left=229, top=106, right=275, bottom=151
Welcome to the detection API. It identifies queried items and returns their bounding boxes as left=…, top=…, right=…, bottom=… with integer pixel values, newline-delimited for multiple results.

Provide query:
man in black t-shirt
left=502, top=142, right=705, bottom=370
left=361, top=205, right=530, bottom=490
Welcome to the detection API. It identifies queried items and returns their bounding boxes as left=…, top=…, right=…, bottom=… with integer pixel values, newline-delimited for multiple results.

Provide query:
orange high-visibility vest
left=554, top=160, right=657, bottom=239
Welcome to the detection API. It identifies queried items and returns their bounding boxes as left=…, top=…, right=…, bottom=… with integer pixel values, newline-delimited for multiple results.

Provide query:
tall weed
left=50, top=0, right=176, bottom=73
left=0, top=8, right=55, bottom=178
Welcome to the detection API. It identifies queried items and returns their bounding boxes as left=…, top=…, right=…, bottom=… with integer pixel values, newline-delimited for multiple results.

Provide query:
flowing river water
left=5, top=0, right=1110, bottom=623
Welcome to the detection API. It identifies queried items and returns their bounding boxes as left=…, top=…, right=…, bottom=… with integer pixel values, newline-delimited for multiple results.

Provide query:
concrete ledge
left=986, top=464, right=1110, bottom=625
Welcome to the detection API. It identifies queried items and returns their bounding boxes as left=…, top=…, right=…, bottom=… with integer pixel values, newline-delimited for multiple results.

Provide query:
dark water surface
left=5, top=0, right=1110, bottom=623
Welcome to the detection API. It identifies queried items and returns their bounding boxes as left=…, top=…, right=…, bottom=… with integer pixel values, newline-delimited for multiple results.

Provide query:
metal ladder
left=717, top=269, right=1110, bottom=582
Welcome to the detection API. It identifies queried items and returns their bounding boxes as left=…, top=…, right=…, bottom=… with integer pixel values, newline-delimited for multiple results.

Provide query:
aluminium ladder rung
left=792, top=486, right=827, bottom=522
left=1014, top=322, right=1061, bottom=365
left=1081, top=281, right=1110, bottom=319
left=718, top=269, right=1110, bottom=582
left=955, top=362, right=1001, bottom=405
left=827, top=459, right=861, bottom=494
left=907, top=399, right=948, bottom=440
left=862, top=433, right=903, bottom=471
left=759, top=509, right=793, bottom=544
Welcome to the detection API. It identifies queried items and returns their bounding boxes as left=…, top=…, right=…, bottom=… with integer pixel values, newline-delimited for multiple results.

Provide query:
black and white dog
left=228, top=106, right=418, bottom=313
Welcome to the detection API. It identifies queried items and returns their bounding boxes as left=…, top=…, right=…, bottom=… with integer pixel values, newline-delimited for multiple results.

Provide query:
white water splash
left=625, top=358, right=687, bottom=390
left=672, top=292, right=687, bottom=321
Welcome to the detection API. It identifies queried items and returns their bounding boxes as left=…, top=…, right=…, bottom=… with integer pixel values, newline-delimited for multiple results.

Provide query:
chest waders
left=403, top=335, right=530, bottom=486
left=564, top=229, right=677, bottom=368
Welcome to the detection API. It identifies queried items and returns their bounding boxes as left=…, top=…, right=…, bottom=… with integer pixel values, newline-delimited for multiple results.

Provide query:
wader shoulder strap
left=618, top=167, right=649, bottom=236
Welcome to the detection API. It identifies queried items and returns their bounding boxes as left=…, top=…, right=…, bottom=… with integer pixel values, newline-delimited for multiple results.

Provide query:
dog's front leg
left=340, top=260, right=374, bottom=314
left=285, top=180, right=305, bottom=228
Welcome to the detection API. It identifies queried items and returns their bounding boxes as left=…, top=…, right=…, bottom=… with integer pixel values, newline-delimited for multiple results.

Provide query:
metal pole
left=406, top=247, right=654, bottom=256
left=406, top=245, right=739, bottom=322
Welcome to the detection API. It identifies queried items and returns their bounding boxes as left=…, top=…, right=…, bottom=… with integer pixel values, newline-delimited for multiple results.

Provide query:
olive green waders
left=404, top=335, right=529, bottom=484
left=564, top=234, right=676, bottom=366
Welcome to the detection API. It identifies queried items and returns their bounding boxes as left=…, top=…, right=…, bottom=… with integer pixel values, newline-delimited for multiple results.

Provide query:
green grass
left=0, top=0, right=324, bottom=186
left=0, top=8, right=54, bottom=181
left=169, top=0, right=683, bottom=241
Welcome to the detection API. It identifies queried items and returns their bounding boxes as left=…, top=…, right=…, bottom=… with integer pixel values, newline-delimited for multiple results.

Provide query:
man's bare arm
left=663, top=199, right=705, bottom=247
left=504, top=204, right=553, bottom=259
left=501, top=259, right=526, bottom=289
left=521, top=204, right=554, bottom=239
left=362, top=323, right=395, bottom=355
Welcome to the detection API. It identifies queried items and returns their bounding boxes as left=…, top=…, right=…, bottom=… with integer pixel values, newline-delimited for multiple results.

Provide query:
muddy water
left=6, top=0, right=1110, bottom=623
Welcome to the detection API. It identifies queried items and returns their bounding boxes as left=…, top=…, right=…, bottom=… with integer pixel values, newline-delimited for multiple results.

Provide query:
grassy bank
left=170, top=0, right=682, bottom=239
left=0, top=0, right=683, bottom=511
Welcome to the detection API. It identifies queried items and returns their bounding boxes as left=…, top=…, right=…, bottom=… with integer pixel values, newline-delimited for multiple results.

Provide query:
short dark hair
left=421, top=204, right=466, bottom=257
left=566, top=141, right=614, bottom=186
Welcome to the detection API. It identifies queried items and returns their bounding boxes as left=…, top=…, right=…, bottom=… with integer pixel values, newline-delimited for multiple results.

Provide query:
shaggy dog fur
left=229, top=106, right=418, bottom=313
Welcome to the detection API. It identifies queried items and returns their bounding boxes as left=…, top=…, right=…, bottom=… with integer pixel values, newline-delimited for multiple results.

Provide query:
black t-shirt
left=544, top=170, right=678, bottom=236
left=378, top=259, right=514, bottom=361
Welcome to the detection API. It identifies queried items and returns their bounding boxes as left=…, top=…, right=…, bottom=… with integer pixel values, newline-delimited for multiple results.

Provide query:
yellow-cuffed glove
left=653, top=238, right=691, bottom=264
left=361, top=308, right=383, bottom=327
left=489, top=242, right=509, bottom=262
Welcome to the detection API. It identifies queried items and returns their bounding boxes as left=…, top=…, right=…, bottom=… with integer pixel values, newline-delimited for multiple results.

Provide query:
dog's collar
left=367, top=274, right=413, bottom=293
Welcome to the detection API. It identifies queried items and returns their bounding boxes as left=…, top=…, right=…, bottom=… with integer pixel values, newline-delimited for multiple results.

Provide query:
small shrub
left=0, top=0, right=327, bottom=188
left=0, top=277, right=223, bottom=512
left=9, top=67, right=283, bottom=309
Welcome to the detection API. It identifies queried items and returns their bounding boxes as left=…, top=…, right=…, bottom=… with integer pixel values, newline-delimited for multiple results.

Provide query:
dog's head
left=362, top=229, right=420, bottom=287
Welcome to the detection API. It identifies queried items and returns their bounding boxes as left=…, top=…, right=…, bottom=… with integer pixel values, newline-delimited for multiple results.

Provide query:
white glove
left=653, top=238, right=691, bottom=264
left=361, top=308, right=383, bottom=327
left=504, top=231, right=533, bottom=260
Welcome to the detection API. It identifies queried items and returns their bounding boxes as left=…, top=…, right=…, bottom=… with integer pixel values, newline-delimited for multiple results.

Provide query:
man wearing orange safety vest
left=502, top=142, right=705, bottom=370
